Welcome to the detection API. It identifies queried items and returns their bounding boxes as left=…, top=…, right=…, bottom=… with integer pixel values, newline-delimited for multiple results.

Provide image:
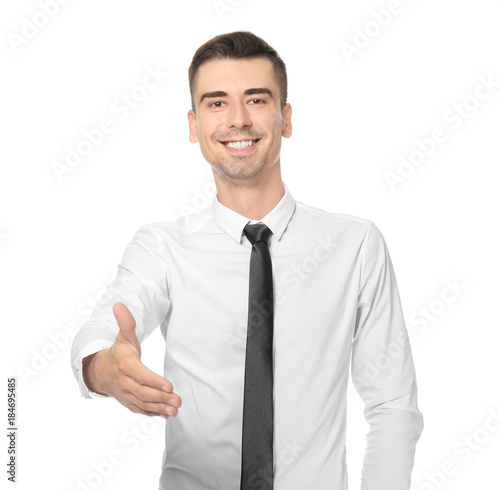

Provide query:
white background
left=2, top=0, right=500, bottom=489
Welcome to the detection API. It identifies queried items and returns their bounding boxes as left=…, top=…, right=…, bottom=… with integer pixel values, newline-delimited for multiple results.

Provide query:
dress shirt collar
left=211, top=181, right=296, bottom=244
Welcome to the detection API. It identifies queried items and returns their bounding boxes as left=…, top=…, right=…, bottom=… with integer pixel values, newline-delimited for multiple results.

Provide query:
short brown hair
left=188, top=31, right=287, bottom=112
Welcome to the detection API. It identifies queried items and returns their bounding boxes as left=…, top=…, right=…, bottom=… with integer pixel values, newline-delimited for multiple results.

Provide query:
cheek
left=262, top=112, right=282, bottom=135
left=199, top=118, right=221, bottom=145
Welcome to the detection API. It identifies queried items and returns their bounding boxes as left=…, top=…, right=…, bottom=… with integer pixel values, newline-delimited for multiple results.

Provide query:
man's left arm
left=351, top=222, right=424, bottom=490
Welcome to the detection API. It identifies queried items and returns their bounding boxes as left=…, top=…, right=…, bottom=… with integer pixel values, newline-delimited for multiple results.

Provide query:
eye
left=209, top=101, right=226, bottom=108
left=249, top=98, right=265, bottom=105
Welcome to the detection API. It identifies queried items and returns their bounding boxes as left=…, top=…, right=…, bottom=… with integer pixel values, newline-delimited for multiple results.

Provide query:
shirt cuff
left=71, top=341, right=114, bottom=399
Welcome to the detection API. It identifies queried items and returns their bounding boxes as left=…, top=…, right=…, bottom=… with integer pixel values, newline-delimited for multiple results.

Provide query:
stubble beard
left=211, top=153, right=269, bottom=188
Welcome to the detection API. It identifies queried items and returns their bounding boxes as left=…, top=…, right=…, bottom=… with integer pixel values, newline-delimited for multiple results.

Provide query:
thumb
left=113, top=302, right=141, bottom=353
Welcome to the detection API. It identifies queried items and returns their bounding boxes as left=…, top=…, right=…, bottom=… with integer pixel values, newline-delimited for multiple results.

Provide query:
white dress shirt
left=70, top=181, right=424, bottom=490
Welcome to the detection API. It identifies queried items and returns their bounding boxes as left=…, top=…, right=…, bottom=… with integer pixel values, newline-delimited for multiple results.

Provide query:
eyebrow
left=199, top=88, right=274, bottom=105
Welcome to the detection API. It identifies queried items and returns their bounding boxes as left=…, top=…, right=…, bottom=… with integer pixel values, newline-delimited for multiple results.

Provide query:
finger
left=124, top=358, right=175, bottom=393
left=125, top=401, right=170, bottom=419
left=133, top=383, right=182, bottom=410
left=113, top=302, right=140, bottom=350
left=117, top=375, right=182, bottom=411
left=123, top=390, right=180, bottom=417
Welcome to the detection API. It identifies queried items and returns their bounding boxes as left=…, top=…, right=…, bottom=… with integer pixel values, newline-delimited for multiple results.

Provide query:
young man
left=71, top=31, right=424, bottom=489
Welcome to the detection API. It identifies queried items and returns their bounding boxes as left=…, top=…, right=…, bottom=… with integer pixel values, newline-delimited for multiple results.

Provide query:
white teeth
left=225, top=140, right=256, bottom=149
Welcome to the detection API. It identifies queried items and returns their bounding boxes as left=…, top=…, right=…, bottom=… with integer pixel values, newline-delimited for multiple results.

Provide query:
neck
left=213, top=163, right=285, bottom=220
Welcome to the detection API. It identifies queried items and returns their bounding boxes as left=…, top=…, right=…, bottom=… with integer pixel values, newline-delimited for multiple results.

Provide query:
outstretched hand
left=83, top=302, right=181, bottom=419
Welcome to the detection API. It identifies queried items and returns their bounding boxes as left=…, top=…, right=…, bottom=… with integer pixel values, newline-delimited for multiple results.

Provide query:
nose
left=226, top=100, right=251, bottom=129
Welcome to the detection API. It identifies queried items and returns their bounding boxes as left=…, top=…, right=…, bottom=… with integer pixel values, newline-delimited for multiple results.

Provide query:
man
left=71, top=30, right=424, bottom=489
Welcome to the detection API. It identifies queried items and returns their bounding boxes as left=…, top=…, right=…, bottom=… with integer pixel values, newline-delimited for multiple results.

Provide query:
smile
left=220, top=139, right=260, bottom=152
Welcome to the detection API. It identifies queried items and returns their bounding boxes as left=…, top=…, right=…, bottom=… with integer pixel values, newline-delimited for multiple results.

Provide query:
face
left=188, top=57, right=292, bottom=186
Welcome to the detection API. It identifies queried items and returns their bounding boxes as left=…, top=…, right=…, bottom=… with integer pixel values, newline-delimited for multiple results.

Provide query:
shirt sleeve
left=351, top=222, right=424, bottom=490
left=70, top=223, right=172, bottom=399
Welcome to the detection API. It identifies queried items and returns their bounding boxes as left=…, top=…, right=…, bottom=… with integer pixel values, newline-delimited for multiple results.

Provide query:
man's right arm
left=70, top=224, right=182, bottom=417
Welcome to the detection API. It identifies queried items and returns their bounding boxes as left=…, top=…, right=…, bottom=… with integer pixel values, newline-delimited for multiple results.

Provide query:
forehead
left=194, top=57, right=278, bottom=95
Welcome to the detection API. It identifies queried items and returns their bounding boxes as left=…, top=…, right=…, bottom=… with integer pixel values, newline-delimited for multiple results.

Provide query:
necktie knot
left=243, top=222, right=272, bottom=246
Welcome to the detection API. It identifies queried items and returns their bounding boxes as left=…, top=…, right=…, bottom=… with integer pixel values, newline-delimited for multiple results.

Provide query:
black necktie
left=240, top=222, right=274, bottom=490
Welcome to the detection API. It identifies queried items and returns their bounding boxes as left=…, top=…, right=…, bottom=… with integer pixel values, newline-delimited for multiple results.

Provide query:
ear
left=281, top=103, right=292, bottom=138
left=187, top=109, right=199, bottom=143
